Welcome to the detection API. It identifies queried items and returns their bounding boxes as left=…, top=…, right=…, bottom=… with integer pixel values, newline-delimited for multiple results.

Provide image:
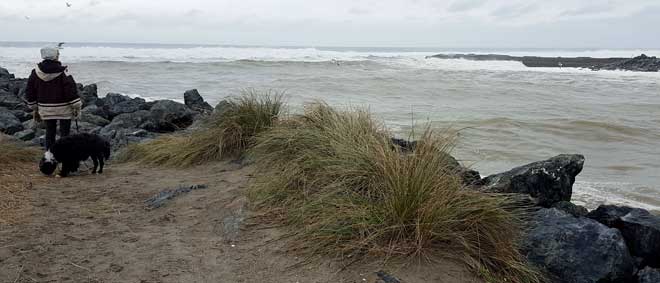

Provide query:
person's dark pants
left=44, top=119, right=71, bottom=150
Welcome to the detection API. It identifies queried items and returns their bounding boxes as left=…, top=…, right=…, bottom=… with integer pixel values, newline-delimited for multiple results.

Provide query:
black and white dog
left=39, top=133, right=111, bottom=177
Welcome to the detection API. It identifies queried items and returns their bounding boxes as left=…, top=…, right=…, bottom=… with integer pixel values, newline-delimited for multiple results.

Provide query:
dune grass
left=0, top=136, right=41, bottom=225
left=0, top=136, right=41, bottom=166
left=248, top=104, right=541, bottom=283
left=117, top=90, right=284, bottom=167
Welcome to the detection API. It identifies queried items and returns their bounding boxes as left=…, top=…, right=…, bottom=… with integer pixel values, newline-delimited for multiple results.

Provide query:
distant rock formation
left=426, top=53, right=660, bottom=72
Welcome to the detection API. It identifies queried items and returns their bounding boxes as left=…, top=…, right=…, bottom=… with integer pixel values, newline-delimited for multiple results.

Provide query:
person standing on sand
left=25, top=46, right=81, bottom=150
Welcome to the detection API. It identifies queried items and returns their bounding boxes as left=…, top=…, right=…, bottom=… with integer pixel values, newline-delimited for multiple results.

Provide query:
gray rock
left=82, top=104, right=110, bottom=120
left=214, top=100, right=232, bottom=115
left=184, top=89, right=213, bottom=113
left=73, top=121, right=102, bottom=134
left=148, top=100, right=195, bottom=132
left=551, top=201, right=589, bottom=218
left=522, top=208, right=634, bottom=283
left=13, top=129, right=35, bottom=141
left=101, top=110, right=152, bottom=134
left=0, top=67, right=13, bottom=80
left=109, top=98, right=147, bottom=118
left=587, top=205, right=660, bottom=267
left=79, top=84, right=98, bottom=108
left=145, top=184, right=208, bottom=209
left=80, top=111, right=110, bottom=127
left=375, top=271, right=401, bottom=283
left=0, top=89, right=24, bottom=110
left=0, top=111, right=23, bottom=134
left=592, top=54, right=660, bottom=72
left=480, top=154, right=585, bottom=207
left=10, top=109, right=33, bottom=122
left=638, top=267, right=660, bottom=283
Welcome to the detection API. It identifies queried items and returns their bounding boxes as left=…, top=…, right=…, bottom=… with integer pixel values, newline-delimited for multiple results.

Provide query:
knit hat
left=40, top=46, right=60, bottom=60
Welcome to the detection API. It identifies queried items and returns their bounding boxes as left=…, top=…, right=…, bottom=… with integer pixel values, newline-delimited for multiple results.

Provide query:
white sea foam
left=573, top=181, right=660, bottom=212
left=2, top=45, right=659, bottom=64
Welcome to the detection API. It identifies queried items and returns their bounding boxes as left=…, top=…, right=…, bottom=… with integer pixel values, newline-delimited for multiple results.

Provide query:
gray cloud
left=447, top=0, right=486, bottom=12
left=1, top=0, right=659, bottom=48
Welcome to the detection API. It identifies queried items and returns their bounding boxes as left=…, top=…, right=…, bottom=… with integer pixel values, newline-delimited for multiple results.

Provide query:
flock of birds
left=25, top=2, right=72, bottom=20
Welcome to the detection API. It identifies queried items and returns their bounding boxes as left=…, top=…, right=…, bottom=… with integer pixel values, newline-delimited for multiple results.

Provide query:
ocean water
left=2, top=42, right=660, bottom=211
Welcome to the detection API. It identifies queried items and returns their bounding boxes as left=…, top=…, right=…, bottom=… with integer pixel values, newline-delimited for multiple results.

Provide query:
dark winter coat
left=25, top=60, right=81, bottom=120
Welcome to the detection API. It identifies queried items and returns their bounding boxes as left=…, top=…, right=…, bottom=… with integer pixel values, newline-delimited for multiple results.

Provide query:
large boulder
left=0, top=111, right=23, bottom=134
left=102, top=93, right=149, bottom=119
left=0, top=89, right=24, bottom=110
left=587, top=205, right=660, bottom=267
left=551, top=201, right=589, bottom=218
left=480, top=154, right=585, bottom=207
left=184, top=89, right=213, bottom=113
left=638, top=267, right=660, bottom=283
left=522, top=208, right=634, bottom=282
left=100, top=110, right=152, bottom=134
left=82, top=104, right=110, bottom=120
left=79, top=84, right=99, bottom=108
left=80, top=108, right=110, bottom=127
left=147, top=100, right=195, bottom=132
left=0, top=67, right=13, bottom=80
left=13, top=129, right=35, bottom=141
left=10, top=109, right=33, bottom=122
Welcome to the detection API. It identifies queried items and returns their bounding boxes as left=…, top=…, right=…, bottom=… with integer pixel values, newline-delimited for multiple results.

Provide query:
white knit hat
left=40, top=46, right=60, bottom=60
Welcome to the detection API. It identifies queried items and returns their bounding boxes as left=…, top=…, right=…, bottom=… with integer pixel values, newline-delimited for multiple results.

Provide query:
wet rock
left=0, top=111, right=23, bottom=134
left=480, top=154, right=585, bottom=207
left=587, top=205, right=660, bottom=267
left=13, top=129, right=35, bottom=141
left=78, top=84, right=99, bottom=108
left=592, top=54, right=660, bottom=72
left=375, top=271, right=401, bottom=283
left=106, top=95, right=149, bottom=119
left=73, top=121, right=102, bottom=134
left=638, top=267, right=660, bottom=283
left=10, top=109, right=33, bottom=122
left=0, top=67, right=12, bottom=80
left=184, top=89, right=213, bottom=113
left=80, top=110, right=110, bottom=127
left=82, top=104, right=110, bottom=120
left=147, top=100, right=195, bottom=132
left=214, top=100, right=231, bottom=115
left=551, top=201, right=588, bottom=218
left=0, top=89, right=24, bottom=110
left=522, top=208, right=634, bottom=282
left=102, top=110, right=152, bottom=132
left=145, top=184, right=208, bottom=209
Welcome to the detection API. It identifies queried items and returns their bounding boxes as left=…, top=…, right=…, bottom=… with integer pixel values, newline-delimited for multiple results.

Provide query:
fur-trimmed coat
left=25, top=60, right=81, bottom=120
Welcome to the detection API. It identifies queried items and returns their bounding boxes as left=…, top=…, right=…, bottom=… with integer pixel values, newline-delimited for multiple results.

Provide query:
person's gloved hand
left=33, top=111, right=42, bottom=123
left=71, top=105, right=81, bottom=119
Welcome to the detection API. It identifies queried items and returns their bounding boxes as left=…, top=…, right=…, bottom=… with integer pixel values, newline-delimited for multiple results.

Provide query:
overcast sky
left=2, top=0, right=659, bottom=47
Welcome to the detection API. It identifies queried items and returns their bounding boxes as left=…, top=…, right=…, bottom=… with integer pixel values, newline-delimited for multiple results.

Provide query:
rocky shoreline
left=426, top=53, right=660, bottom=72
left=3, top=66, right=660, bottom=282
left=1, top=66, right=216, bottom=150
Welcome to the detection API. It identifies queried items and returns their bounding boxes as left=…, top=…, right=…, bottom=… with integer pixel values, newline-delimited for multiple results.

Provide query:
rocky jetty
left=426, top=53, right=660, bottom=72
left=591, top=54, right=660, bottom=72
left=466, top=154, right=660, bottom=282
left=0, top=66, right=217, bottom=150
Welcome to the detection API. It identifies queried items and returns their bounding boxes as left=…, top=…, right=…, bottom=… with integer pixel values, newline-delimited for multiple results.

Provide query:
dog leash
left=75, top=118, right=80, bottom=133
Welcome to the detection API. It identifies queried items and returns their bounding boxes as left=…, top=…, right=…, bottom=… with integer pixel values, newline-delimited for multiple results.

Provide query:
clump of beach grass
left=248, top=104, right=541, bottom=283
left=117, top=90, right=284, bottom=167
left=0, top=136, right=40, bottom=225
